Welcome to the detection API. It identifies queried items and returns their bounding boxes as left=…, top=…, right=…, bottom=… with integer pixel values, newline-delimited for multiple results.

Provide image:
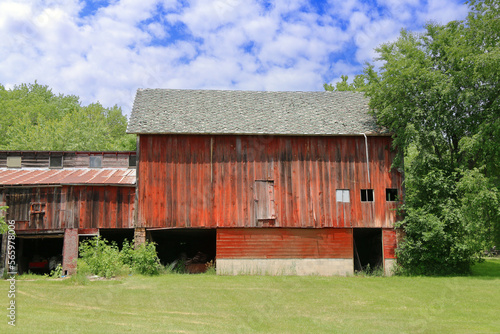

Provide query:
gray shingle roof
left=127, top=89, right=382, bottom=135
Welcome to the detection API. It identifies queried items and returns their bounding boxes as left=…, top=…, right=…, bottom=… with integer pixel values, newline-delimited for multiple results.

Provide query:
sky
left=0, top=0, right=469, bottom=116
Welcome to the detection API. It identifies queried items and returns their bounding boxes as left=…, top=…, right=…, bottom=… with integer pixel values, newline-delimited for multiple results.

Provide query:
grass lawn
left=1, top=259, right=499, bottom=333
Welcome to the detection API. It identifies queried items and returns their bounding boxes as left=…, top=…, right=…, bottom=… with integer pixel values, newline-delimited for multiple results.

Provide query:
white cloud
left=418, top=0, right=469, bottom=25
left=0, top=0, right=470, bottom=116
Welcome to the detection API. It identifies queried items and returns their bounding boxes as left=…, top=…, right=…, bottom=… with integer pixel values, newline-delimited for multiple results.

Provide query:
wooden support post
left=62, top=228, right=78, bottom=276
left=134, top=227, right=146, bottom=248
left=0, top=233, right=7, bottom=273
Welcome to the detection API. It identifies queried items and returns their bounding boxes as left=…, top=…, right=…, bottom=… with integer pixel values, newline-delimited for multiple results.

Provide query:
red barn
left=0, top=151, right=136, bottom=275
left=128, top=89, right=402, bottom=275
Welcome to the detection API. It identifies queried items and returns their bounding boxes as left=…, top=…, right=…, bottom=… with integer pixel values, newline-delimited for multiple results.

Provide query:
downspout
left=210, top=136, right=214, bottom=183
left=361, top=133, right=370, bottom=185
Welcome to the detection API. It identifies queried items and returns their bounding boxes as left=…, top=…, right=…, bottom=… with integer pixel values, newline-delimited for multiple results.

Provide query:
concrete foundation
left=216, top=258, right=354, bottom=276
left=384, top=259, right=397, bottom=276
left=62, top=228, right=78, bottom=275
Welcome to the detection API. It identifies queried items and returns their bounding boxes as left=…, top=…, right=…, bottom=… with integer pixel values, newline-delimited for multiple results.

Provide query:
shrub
left=78, top=237, right=161, bottom=277
left=119, top=239, right=134, bottom=267
left=78, top=236, right=122, bottom=278
left=132, top=242, right=162, bottom=276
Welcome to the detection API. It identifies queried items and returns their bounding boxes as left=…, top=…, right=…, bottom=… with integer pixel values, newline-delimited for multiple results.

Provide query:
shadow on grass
left=470, top=258, right=500, bottom=279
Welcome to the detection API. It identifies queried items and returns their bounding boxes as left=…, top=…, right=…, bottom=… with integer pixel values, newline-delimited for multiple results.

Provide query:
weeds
left=354, top=264, right=385, bottom=277
left=205, top=260, right=216, bottom=275
left=46, top=264, right=63, bottom=278
left=78, top=236, right=162, bottom=278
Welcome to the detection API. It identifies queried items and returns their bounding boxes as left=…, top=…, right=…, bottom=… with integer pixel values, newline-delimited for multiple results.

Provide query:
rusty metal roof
left=0, top=169, right=136, bottom=186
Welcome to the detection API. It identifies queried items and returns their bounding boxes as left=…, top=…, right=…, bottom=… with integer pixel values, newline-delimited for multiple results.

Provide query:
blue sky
left=0, top=0, right=469, bottom=115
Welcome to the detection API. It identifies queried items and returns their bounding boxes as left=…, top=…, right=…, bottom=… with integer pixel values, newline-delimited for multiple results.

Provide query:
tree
left=327, top=0, right=500, bottom=274
left=0, top=82, right=136, bottom=151
left=323, top=74, right=367, bottom=92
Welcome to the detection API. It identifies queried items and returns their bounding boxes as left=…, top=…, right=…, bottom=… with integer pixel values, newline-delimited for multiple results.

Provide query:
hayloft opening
left=353, top=228, right=383, bottom=273
left=149, top=229, right=216, bottom=273
left=15, top=235, right=64, bottom=274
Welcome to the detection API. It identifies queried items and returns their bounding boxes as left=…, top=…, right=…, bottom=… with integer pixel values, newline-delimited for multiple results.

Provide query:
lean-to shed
left=0, top=151, right=136, bottom=275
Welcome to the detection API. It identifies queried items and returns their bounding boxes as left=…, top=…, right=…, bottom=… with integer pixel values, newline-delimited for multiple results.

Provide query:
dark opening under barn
left=149, top=229, right=216, bottom=273
left=15, top=235, right=64, bottom=274
left=353, top=228, right=383, bottom=272
left=99, top=228, right=135, bottom=250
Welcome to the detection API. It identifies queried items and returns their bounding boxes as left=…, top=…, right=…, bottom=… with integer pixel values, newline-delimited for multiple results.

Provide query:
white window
left=336, top=189, right=350, bottom=203
left=89, top=156, right=102, bottom=168
left=7, top=156, right=22, bottom=168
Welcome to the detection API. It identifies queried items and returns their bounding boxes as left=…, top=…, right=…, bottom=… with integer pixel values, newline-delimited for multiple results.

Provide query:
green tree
left=327, top=0, right=500, bottom=274
left=0, top=82, right=136, bottom=151
left=323, top=74, right=367, bottom=92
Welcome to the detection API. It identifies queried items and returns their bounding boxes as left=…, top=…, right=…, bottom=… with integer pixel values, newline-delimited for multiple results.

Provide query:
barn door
left=254, top=180, right=276, bottom=225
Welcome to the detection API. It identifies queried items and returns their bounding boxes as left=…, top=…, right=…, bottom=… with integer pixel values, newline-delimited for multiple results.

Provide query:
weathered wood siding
left=0, top=151, right=135, bottom=169
left=2, top=186, right=135, bottom=231
left=383, top=229, right=397, bottom=259
left=137, top=134, right=402, bottom=229
left=217, top=228, right=353, bottom=259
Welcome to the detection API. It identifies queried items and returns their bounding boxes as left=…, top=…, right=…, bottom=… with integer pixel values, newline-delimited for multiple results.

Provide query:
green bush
left=78, top=237, right=161, bottom=277
left=395, top=168, right=499, bottom=276
left=119, top=239, right=135, bottom=267
left=78, top=236, right=122, bottom=278
left=132, top=242, right=162, bottom=276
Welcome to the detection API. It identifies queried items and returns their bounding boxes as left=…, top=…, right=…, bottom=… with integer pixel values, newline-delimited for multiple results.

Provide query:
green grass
left=1, top=259, right=500, bottom=333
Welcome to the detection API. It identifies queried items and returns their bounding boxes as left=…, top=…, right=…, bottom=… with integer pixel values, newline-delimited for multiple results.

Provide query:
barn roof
left=127, top=89, right=383, bottom=135
left=0, top=169, right=136, bottom=187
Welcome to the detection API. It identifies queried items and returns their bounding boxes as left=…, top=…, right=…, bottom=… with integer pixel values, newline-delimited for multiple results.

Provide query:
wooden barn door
left=254, top=180, right=276, bottom=225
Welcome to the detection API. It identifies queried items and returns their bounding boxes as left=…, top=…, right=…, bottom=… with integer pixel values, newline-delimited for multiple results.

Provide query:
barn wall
left=137, top=134, right=402, bottom=229
left=216, top=228, right=353, bottom=259
left=2, top=186, right=135, bottom=231
left=216, top=228, right=354, bottom=276
left=383, top=229, right=398, bottom=275
left=382, top=229, right=397, bottom=259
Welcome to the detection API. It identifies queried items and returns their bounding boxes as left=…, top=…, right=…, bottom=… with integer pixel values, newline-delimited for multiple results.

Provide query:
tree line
left=326, top=0, right=500, bottom=274
left=0, top=82, right=135, bottom=151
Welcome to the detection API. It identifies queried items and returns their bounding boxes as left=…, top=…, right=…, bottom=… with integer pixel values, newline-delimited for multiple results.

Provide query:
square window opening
left=30, top=202, right=46, bottom=214
left=89, top=156, right=102, bottom=168
left=386, top=188, right=398, bottom=202
left=361, top=189, right=374, bottom=202
left=336, top=189, right=350, bottom=203
left=49, top=156, right=63, bottom=168
left=128, top=155, right=136, bottom=168
left=7, top=156, right=22, bottom=168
